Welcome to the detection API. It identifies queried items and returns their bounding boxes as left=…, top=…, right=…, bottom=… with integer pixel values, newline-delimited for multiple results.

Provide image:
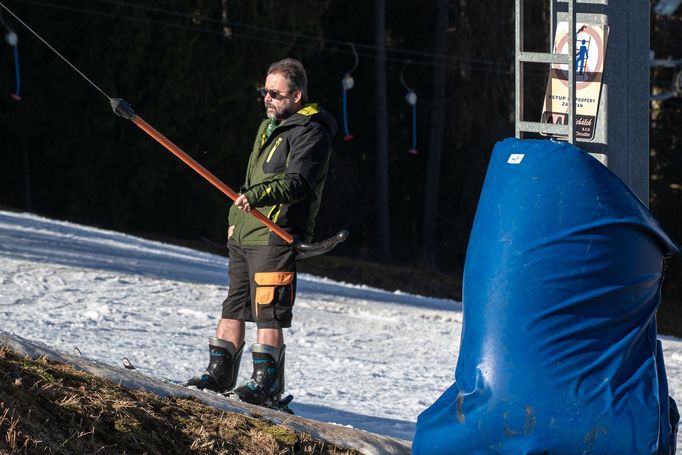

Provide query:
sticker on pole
left=541, top=22, right=609, bottom=141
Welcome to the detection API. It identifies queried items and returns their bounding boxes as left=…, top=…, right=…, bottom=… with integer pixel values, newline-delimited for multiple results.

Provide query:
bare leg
left=216, top=318, right=245, bottom=348
left=257, top=328, right=283, bottom=348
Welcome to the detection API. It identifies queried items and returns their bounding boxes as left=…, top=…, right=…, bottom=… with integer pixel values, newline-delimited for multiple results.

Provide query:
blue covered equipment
left=414, top=138, right=680, bottom=454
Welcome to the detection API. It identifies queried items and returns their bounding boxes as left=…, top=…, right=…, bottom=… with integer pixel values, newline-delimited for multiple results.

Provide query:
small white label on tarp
left=507, top=154, right=525, bottom=164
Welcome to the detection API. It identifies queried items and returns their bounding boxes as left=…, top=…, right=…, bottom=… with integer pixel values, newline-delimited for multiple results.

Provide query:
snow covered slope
left=1, top=209, right=680, bottom=447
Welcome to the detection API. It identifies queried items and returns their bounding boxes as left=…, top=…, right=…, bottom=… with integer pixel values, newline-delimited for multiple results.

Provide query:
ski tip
left=222, top=392, right=295, bottom=414
left=276, top=395, right=295, bottom=414
left=278, top=394, right=294, bottom=406
left=336, top=229, right=349, bottom=242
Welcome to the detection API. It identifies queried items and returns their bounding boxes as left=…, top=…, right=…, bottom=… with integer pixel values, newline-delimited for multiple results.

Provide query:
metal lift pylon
left=514, top=1, right=651, bottom=206
left=515, top=0, right=577, bottom=144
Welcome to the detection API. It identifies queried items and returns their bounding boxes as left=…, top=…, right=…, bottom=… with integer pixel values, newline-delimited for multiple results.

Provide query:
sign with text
left=541, top=22, right=609, bottom=141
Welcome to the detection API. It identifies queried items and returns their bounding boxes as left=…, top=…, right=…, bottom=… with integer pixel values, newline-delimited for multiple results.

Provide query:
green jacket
left=228, top=104, right=337, bottom=246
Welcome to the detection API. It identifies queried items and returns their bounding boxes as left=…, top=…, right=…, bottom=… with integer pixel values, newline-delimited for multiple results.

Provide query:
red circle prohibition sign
left=551, top=25, right=605, bottom=89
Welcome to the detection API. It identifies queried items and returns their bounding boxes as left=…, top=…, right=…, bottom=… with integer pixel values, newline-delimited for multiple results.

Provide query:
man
left=186, top=58, right=337, bottom=408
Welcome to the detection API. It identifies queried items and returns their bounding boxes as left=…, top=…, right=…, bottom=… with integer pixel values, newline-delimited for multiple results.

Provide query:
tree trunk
left=421, top=0, right=449, bottom=264
left=21, top=135, right=31, bottom=211
left=374, top=0, right=390, bottom=260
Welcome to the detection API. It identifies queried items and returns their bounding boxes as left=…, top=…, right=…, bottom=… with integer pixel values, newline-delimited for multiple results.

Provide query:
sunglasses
left=258, top=87, right=291, bottom=100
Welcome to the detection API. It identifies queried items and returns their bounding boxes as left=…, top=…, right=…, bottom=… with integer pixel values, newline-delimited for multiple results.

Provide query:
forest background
left=1, top=0, right=681, bottom=334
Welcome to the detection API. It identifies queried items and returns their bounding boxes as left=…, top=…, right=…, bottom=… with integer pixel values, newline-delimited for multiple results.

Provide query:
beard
left=265, top=98, right=296, bottom=120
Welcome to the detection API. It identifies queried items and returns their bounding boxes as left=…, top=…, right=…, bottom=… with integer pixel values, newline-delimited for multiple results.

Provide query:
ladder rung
left=518, top=51, right=571, bottom=65
left=518, top=121, right=571, bottom=135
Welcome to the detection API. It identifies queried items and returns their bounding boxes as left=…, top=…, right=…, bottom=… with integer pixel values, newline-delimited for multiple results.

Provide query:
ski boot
left=233, top=344, right=293, bottom=412
left=185, top=337, right=243, bottom=393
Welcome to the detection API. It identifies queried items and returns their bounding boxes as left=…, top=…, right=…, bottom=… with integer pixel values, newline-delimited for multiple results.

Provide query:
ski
left=272, top=394, right=295, bottom=414
left=117, top=356, right=180, bottom=385
left=122, top=357, right=136, bottom=370
left=222, top=390, right=295, bottom=415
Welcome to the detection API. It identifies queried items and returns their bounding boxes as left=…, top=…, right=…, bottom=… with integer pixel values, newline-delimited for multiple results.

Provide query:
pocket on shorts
left=254, top=272, right=294, bottom=320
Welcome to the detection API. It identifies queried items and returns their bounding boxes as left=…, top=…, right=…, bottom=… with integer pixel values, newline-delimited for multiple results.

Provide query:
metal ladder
left=515, top=0, right=577, bottom=144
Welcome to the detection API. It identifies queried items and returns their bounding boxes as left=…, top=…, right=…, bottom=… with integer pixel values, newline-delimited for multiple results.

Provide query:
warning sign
left=541, top=22, right=609, bottom=141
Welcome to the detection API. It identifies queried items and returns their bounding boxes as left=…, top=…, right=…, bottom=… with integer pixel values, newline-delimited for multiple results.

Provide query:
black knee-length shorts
left=221, top=241, right=296, bottom=329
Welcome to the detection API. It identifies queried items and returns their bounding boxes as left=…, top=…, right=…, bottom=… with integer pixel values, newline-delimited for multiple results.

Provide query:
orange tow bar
left=112, top=98, right=294, bottom=245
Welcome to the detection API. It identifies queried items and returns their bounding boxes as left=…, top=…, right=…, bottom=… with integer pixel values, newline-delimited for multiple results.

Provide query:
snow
left=1, top=209, right=681, bottom=446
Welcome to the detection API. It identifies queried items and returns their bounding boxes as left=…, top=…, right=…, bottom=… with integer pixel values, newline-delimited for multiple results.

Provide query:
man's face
left=263, top=72, right=300, bottom=120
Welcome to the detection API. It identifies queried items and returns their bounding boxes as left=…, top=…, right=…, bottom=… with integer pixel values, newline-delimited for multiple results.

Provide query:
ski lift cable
left=346, top=42, right=359, bottom=76
left=0, top=9, right=9, bottom=29
left=0, top=0, right=349, bottom=256
left=31, top=0, right=553, bottom=93
left=0, top=2, right=110, bottom=100
left=400, top=60, right=416, bottom=93
left=75, top=0, right=513, bottom=70
left=7, top=0, right=520, bottom=77
left=11, top=0, right=516, bottom=76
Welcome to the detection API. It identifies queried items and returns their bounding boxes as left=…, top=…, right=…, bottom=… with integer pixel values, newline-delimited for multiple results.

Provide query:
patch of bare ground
left=0, top=346, right=359, bottom=455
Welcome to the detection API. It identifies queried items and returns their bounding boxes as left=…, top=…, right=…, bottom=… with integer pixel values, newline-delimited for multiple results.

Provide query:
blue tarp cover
left=414, top=138, right=680, bottom=454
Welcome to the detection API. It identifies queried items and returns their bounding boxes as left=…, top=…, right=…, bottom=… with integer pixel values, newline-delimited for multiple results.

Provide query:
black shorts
left=221, top=241, right=296, bottom=329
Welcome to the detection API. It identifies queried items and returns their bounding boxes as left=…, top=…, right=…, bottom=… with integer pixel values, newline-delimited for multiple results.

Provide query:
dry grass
left=0, top=346, right=359, bottom=455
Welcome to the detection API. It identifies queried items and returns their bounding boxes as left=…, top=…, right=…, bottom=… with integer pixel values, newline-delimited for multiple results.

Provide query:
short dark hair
left=268, top=58, right=308, bottom=102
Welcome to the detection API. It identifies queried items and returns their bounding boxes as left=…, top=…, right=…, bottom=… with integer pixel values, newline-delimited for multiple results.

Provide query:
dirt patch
left=0, top=346, right=359, bottom=454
